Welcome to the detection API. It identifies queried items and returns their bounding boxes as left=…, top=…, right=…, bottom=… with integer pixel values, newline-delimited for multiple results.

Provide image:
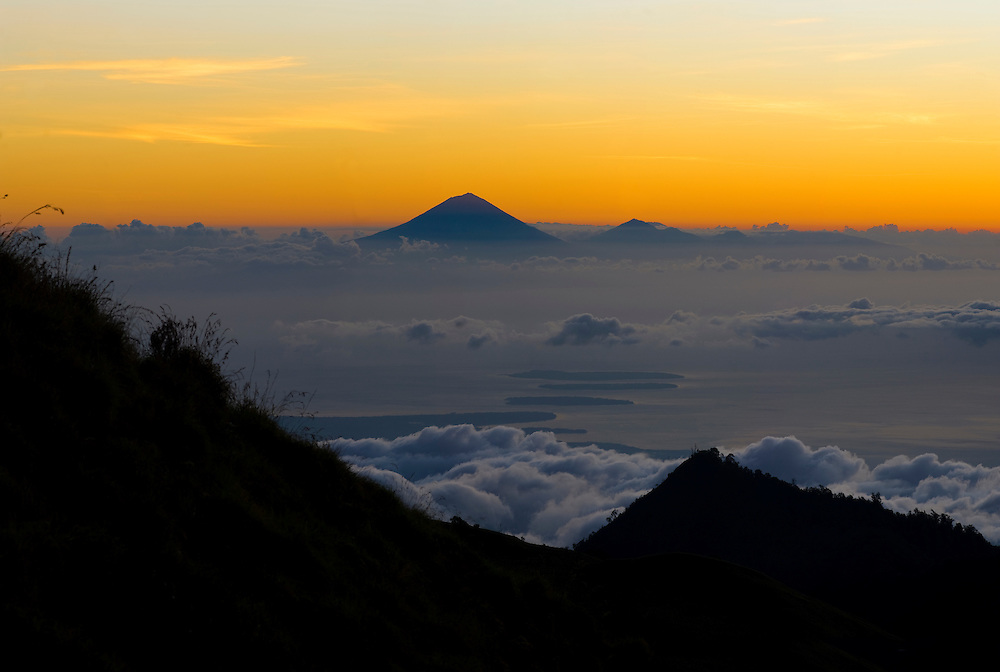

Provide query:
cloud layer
left=731, top=437, right=1000, bottom=543
left=331, top=427, right=1000, bottom=547
left=694, top=253, right=1000, bottom=273
left=545, top=313, right=639, bottom=346
left=730, top=300, right=1000, bottom=346
left=329, top=425, right=679, bottom=547
left=277, top=298, right=1000, bottom=355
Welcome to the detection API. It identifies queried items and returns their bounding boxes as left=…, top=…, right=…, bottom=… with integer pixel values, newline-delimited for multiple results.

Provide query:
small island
left=509, top=369, right=683, bottom=381
left=505, top=396, right=634, bottom=406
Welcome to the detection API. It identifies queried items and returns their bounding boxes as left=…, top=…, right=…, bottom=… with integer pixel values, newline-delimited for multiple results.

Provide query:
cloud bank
left=329, top=425, right=679, bottom=547
left=278, top=316, right=505, bottom=351
left=277, top=299, right=1000, bottom=355
left=693, top=253, right=999, bottom=273
left=731, top=300, right=1000, bottom=346
left=44, top=220, right=1000, bottom=274
left=64, top=220, right=261, bottom=253
left=731, top=436, right=1000, bottom=543
left=545, top=313, right=639, bottom=346
left=330, top=427, right=1000, bottom=547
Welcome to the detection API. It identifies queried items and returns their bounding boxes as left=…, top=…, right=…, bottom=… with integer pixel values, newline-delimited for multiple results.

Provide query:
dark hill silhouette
left=357, top=193, right=563, bottom=248
left=575, top=220, right=908, bottom=261
left=753, top=229, right=893, bottom=247
left=576, top=448, right=996, bottom=588
left=591, top=218, right=704, bottom=245
left=0, top=224, right=901, bottom=670
left=696, top=227, right=911, bottom=261
left=710, top=229, right=750, bottom=244
left=576, top=448, right=1000, bottom=669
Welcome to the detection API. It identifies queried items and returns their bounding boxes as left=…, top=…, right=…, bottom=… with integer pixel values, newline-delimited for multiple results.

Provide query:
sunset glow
left=4, top=1, right=998, bottom=230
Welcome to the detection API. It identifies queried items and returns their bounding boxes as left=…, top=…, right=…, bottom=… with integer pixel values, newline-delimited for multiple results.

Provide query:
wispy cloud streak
left=1, top=57, right=302, bottom=84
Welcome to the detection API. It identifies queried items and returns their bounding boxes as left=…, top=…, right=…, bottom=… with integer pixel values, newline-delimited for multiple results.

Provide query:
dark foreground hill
left=577, top=448, right=1000, bottom=669
left=0, top=224, right=949, bottom=670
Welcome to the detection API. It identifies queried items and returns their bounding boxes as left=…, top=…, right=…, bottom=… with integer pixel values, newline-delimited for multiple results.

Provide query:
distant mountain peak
left=358, top=193, right=562, bottom=247
left=619, top=218, right=657, bottom=228
left=449, top=192, right=485, bottom=202
left=591, top=218, right=702, bottom=245
left=425, top=192, right=505, bottom=215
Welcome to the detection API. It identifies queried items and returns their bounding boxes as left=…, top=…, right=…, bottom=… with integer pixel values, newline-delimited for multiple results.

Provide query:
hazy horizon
left=32, top=203, right=1000, bottom=247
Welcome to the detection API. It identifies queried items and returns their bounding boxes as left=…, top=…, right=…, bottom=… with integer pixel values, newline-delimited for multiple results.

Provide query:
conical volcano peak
left=429, top=193, right=505, bottom=215
left=619, top=218, right=657, bottom=228
left=359, top=193, right=562, bottom=246
left=592, top=218, right=702, bottom=245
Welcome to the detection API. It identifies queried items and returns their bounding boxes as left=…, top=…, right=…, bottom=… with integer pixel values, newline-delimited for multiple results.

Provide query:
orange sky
left=4, top=2, right=998, bottom=231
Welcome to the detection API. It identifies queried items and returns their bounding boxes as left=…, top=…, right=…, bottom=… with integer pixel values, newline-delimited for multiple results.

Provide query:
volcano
left=358, top=193, right=562, bottom=247
left=591, top=218, right=703, bottom=245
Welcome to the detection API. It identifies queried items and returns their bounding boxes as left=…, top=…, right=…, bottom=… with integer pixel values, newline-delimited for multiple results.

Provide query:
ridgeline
left=1, top=223, right=991, bottom=670
left=577, top=448, right=1000, bottom=669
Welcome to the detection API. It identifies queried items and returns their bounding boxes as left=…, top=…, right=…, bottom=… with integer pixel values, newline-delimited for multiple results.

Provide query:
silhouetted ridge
left=592, top=219, right=702, bottom=245
left=711, top=229, right=749, bottom=243
left=576, top=448, right=1000, bottom=668
left=578, top=448, right=994, bottom=586
left=359, top=193, right=562, bottom=246
left=753, top=229, right=893, bottom=247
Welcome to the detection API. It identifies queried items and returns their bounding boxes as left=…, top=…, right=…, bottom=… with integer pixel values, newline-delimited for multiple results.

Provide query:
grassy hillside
left=1, top=224, right=900, bottom=670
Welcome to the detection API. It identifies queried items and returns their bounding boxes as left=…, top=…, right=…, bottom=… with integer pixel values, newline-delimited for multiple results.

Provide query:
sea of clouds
left=331, top=428, right=1000, bottom=547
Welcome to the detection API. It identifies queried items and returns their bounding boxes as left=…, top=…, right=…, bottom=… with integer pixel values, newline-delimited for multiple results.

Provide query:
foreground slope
left=1, top=227, right=898, bottom=670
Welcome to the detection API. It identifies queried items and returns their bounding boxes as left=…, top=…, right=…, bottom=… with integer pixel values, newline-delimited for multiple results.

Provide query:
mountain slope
left=577, top=448, right=996, bottom=581
left=576, top=448, right=1000, bottom=669
left=591, top=219, right=703, bottom=245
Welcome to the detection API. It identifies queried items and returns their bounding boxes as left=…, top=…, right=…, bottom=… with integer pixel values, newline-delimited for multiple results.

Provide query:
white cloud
left=332, top=426, right=1000, bottom=549
left=731, top=300, right=1000, bottom=345
left=734, top=436, right=871, bottom=486
left=329, top=425, right=681, bottom=547
left=730, top=436, right=1000, bottom=543
left=545, top=313, right=640, bottom=346
left=271, top=298, right=1000, bottom=358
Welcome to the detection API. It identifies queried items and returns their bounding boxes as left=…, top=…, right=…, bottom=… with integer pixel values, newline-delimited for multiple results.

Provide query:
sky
left=4, top=1, right=998, bottom=230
